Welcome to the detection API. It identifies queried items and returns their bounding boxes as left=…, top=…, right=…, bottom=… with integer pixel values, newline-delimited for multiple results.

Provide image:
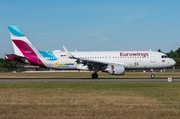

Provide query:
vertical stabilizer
left=8, top=25, right=38, bottom=56
left=8, top=25, right=46, bottom=67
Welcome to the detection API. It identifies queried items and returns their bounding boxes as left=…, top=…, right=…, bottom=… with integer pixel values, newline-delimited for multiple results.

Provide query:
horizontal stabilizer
left=5, top=54, right=27, bottom=59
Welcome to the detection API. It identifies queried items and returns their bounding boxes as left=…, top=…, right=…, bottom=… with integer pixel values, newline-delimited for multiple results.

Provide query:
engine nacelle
left=108, top=64, right=125, bottom=75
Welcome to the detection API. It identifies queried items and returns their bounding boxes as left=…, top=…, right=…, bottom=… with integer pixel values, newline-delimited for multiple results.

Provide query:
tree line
left=159, top=47, right=180, bottom=69
left=0, top=58, right=23, bottom=69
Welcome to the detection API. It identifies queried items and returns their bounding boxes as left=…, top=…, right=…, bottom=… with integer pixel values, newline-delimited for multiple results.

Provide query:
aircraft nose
left=171, top=59, right=176, bottom=66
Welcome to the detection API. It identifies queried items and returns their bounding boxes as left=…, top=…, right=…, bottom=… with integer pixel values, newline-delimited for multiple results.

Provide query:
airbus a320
left=6, top=26, right=176, bottom=78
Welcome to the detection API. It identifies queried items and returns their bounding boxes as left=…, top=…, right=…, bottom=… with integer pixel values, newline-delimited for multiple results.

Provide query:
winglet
left=63, top=46, right=75, bottom=58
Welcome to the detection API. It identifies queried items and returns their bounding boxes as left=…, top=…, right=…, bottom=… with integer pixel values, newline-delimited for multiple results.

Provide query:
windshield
left=161, top=55, right=169, bottom=58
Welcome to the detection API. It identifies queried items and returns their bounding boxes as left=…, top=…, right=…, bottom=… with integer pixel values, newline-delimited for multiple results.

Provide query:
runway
left=0, top=78, right=180, bottom=82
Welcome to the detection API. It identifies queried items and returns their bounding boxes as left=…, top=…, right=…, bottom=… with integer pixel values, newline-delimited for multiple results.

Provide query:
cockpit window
left=161, top=55, right=169, bottom=58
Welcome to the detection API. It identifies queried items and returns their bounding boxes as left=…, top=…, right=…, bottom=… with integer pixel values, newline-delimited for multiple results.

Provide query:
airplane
left=5, top=25, right=176, bottom=78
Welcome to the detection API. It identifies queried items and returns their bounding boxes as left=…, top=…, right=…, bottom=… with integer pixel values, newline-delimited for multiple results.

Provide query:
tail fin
left=8, top=25, right=46, bottom=67
left=8, top=25, right=39, bottom=56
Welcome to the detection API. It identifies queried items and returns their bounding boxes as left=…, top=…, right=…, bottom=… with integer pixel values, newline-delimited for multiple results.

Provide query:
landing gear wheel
left=151, top=74, right=155, bottom=78
left=92, top=73, right=98, bottom=79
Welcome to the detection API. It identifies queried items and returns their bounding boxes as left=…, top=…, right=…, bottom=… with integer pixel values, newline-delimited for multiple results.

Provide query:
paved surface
left=0, top=78, right=179, bottom=82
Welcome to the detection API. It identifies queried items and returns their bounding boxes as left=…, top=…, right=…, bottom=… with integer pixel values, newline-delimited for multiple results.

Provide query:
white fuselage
left=39, top=51, right=176, bottom=70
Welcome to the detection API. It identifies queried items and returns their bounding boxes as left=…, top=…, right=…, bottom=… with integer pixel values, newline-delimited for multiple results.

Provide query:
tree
left=158, top=49, right=162, bottom=52
left=175, top=47, right=180, bottom=58
left=0, top=58, right=24, bottom=69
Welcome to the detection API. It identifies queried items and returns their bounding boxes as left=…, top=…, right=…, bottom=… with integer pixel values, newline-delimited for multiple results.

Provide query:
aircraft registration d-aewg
left=6, top=26, right=176, bottom=78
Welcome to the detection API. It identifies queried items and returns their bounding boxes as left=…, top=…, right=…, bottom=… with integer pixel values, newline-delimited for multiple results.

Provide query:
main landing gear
left=92, top=73, right=98, bottom=79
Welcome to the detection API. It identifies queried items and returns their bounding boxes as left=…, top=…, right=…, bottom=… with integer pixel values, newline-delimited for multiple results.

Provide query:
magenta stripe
left=6, top=55, right=15, bottom=61
left=12, top=40, right=46, bottom=68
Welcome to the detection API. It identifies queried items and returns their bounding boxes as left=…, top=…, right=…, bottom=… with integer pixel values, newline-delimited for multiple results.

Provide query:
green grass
left=0, top=82, right=180, bottom=118
left=0, top=82, right=180, bottom=106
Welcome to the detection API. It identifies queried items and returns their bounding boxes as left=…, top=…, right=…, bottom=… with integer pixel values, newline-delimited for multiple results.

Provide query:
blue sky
left=0, top=0, right=180, bottom=58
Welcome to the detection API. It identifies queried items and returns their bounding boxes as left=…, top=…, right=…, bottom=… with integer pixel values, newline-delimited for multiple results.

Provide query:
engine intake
left=108, top=64, right=125, bottom=75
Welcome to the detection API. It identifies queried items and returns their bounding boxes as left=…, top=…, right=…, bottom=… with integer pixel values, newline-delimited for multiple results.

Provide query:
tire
left=92, top=73, right=98, bottom=79
left=151, top=74, right=155, bottom=78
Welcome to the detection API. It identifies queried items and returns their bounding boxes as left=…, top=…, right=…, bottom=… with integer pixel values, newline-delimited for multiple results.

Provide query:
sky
left=0, top=0, right=180, bottom=58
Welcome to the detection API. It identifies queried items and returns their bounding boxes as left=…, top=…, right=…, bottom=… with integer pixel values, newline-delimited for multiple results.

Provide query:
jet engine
left=108, top=64, right=125, bottom=75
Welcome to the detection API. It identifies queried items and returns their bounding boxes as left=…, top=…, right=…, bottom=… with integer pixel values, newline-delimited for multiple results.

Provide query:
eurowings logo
left=54, top=62, right=74, bottom=66
left=120, top=52, right=149, bottom=57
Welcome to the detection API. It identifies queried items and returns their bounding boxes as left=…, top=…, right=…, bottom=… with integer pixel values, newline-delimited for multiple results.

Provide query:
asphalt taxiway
left=0, top=78, right=180, bottom=82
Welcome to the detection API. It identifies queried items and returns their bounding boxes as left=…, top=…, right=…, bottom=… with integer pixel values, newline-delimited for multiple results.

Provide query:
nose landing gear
left=151, top=74, right=155, bottom=78
left=151, top=69, right=155, bottom=78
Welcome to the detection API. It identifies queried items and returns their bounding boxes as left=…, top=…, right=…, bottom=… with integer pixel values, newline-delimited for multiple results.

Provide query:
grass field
left=0, top=72, right=180, bottom=78
left=0, top=82, right=180, bottom=118
left=0, top=72, right=180, bottom=118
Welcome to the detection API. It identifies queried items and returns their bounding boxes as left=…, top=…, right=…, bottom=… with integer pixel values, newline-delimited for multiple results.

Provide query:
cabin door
left=150, top=52, right=156, bottom=63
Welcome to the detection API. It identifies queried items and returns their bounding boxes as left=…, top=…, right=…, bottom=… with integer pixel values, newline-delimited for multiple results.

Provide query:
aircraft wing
left=78, top=57, right=108, bottom=65
left=63, top=46, right=108, bottom=71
